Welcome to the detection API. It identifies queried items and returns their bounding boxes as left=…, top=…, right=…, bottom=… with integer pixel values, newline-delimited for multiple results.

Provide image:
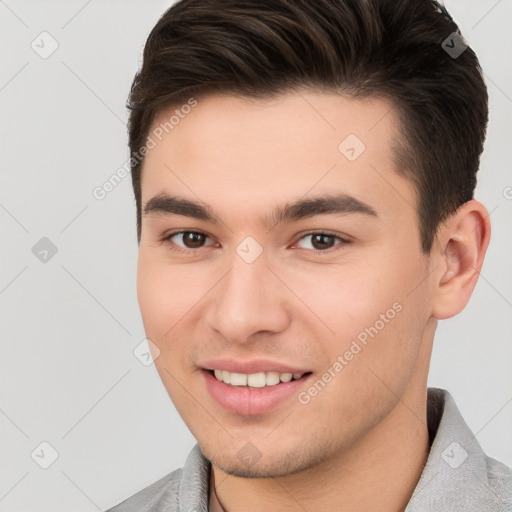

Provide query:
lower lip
left=202, top=370, right=312, bottom=416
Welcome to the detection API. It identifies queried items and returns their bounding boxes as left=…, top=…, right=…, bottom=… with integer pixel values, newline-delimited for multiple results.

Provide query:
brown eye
left=310, top=234, right=336, bottom=250
left=295, top=232, right=348, bottom=252
left=181, top=231, right=207, bottom=248
left=163, top=231, right=214, bottom=252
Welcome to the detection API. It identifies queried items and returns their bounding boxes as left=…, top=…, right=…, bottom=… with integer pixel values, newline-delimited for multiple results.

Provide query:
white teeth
left=212, top=369, right=305, bottom=387
left=265, top=372, right=280, bottom=386
left=247, top=372, right=266, bottom=388
left=229, top=372, right=248, bottom=386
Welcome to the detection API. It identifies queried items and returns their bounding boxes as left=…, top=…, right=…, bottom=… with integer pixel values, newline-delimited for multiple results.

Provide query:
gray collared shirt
left=105, top=387, right=512, bottom=511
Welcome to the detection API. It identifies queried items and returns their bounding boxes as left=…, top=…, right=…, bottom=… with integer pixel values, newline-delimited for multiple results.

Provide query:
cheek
left=284, top=259, right=402, bottom=332
left=136, top=256, right=168, bottom=334
left=289, top=262, right=427, bottom=427
left=136, top=251, right=203, bottom=336
left=136, top=253, right=218, bottom=387
left=292, top=253, right=428, bottom=365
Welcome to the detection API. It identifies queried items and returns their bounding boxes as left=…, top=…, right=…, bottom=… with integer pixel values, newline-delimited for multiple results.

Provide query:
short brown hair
left=128, top=0, right=488, bottom=252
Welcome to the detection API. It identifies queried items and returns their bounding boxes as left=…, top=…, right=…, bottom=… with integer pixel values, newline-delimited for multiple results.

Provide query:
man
left=106, top=0, right=512, bottom=510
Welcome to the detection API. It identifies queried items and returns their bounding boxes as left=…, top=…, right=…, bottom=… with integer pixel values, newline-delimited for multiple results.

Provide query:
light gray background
left=1, top=1, right=511, bottom=510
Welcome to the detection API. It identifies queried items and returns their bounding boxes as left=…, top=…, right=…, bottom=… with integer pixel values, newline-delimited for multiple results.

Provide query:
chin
left=201, top=436, right=336, bottom=479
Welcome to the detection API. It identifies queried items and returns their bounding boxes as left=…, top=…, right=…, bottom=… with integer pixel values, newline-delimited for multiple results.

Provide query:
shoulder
left=104, top=444, right=211, bottom=512
left=486, top=455, right=512, bottom=506
left=104, top=467, right=182, bottom=512
left=409, top=388, right=512, bottom=511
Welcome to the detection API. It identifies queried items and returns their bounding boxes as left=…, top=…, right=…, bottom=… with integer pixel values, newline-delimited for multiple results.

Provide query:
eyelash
left=160, top=230, right=350, bottom=255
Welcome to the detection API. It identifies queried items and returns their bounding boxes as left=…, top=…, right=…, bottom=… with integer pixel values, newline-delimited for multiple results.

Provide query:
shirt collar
left=406, top=387, right=506, bottom=511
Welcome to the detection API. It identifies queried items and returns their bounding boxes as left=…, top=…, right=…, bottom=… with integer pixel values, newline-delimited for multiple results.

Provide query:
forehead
left=141, top=91, right=416, bottom=222
left=148, top=90, right=399, bottom=153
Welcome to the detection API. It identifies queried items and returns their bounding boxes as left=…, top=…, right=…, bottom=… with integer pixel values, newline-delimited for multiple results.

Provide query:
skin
left=137, top=91, right=490, bottom=512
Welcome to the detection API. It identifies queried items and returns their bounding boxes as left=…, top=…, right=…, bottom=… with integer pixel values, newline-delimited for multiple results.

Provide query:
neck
left=210, top=381, right=430, bottom=512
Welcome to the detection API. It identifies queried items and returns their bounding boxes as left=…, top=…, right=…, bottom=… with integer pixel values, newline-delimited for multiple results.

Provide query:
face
left=137, top=91, right=435, bottom=478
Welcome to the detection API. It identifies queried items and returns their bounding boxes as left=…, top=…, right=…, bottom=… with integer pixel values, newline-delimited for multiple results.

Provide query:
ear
left=430, top=199, right=491, bottom=320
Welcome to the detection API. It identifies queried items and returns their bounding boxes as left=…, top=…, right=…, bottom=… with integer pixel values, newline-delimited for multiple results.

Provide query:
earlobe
left=431, top=200, right=491, bottom=319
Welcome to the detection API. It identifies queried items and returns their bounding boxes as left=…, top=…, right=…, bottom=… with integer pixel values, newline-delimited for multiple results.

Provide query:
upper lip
left=201, top=358, right=311, bottom=375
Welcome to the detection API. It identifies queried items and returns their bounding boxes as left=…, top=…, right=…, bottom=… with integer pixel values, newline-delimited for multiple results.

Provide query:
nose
left=204, top=249, right=291, bottom=344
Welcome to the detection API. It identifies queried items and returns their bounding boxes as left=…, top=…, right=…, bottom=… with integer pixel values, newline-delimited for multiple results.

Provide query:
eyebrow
left=143, top=192, right=378, bottom=228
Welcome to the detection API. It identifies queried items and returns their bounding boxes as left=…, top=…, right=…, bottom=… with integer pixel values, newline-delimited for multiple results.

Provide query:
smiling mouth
left=209, top=369, right=312, bottom=388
